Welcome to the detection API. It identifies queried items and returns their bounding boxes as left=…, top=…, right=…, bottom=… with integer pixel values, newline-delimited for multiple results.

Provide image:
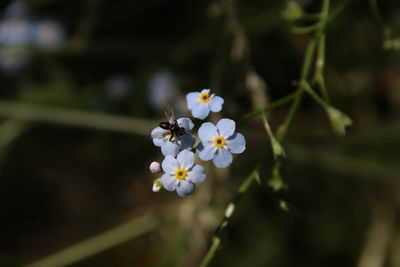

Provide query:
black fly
left=152, top=105, right=187, bottom=142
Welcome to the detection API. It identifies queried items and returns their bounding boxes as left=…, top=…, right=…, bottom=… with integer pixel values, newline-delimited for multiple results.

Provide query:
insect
left=152, top=105, right=187, bottom=142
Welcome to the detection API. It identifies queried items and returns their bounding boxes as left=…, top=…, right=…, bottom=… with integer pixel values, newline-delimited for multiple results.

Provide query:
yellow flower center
left=165, top=133, right=175, bottom=141
left=213, top=136, right=226, bottom=148
left=175, top=168, right=187, bottom=180
left=199, top=92, right=211, bottom=103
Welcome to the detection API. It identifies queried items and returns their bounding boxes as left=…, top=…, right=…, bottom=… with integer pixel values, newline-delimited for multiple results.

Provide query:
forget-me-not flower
left=151, top=117, right=196, bottom=157
left=105, top=73, right=132, bottom=98
left=32, top=20, right=65, bottom=49
left=186, top=89, right=224, bottom=120
left=160, top=150, right=206, bottom=197
left=148, top=70, right=177, bottom=110
left=197, top=118, right=245, bottom=168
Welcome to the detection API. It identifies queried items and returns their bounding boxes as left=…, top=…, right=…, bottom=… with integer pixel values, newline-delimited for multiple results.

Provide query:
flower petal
left=177, top=117, right=194, bottom=130
left=197, top=142, right=217, bottom=161
left=209, top=96, right=224, bottom=112
left=198, top=122, right=218, bottom=142
left=180, top=133, right=196, bottom=149
left=161, top=141, right=181, bottom=156
left=186, top=92, right=200, bottom=109
left=213, top=148, right=233, bottom=168
left=201, top=88, right=210, bottom=94
left=151, top=127, right=165, bottom=147
left=216, top=118, right=236, bottom=138
left=162, top=155, right=178, bottom=174
left=226, top=132, right=246, bottom=154
left=177, top=149, right=194, bottom=169
left=191, top=103, right=210, bottom=120
left=160, top=174, right=178, bottom=191
left=176, top=180, right=195, bottom=197
left=187, top=164, right=205, bottom=184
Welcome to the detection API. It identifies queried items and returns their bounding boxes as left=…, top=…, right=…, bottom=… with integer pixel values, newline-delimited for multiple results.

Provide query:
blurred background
left=0, top=0, right=400, bottom=266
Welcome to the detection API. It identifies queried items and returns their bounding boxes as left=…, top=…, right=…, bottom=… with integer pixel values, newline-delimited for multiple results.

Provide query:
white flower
left=197, top=118, right=246, bottom=168
left=160, top=150, right=206, bottom=197
left=186, top=89, right=224, bottom=120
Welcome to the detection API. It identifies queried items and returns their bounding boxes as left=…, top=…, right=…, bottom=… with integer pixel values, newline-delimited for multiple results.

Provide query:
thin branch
left=24, top=214, right=158, bottom=267
left=241, top=90, right=298, bottom=120
left=200, top=167, right=260, bottom=267
left=357, top=196, right=395, bottom=267
left=0, top=101, right=157, bottom=136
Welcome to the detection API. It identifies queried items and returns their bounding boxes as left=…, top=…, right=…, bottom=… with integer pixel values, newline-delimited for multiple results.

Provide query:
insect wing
left=164, top=104, right=175, bottom=122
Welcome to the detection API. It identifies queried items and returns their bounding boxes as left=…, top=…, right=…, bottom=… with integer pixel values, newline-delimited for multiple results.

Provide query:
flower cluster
left=149, top=89, right=246, bottom=197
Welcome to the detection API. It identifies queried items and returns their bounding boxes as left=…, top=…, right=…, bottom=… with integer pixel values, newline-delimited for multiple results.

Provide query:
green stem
left=200, top=237, right=221, bottom=267
left=25, top=214, right=158, bottom=267
left=271, top=0, right=331, bottom=191
left=200, top=166, right=261, bottom=267
left=276, top=89, right=304, bottom=142
left=314, top=34, right=330, bottom=102
left=261, top=113, right=274, bottom=142
left=302, top=81, right=329, bottom=109
left=300, top=37, right=318, bottom=80
left=241, top=90, right=298, bottom=119
left=277, top=0, right=330, bottom=142
left=302, top=13, right=322, bottom=21
left=276, top=35, right=318, bottom=142
left=369, top=0, right=389, bottom=29
left=291, top=23, right=320, bottom=34
left=0, top=101, right=157, bottom=136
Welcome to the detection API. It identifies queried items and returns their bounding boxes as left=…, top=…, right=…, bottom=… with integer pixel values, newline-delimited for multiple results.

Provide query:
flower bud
left=152, top=178, right=162, bottom=192
left=325, top=106, right=352, bottom=136
left=271, top=136, right=286, bottom=159
left=268, top=165, right=284, bottom=192
left=149, top=161, right=161, bottom=173
left=282, top=1, right=303, bottom=22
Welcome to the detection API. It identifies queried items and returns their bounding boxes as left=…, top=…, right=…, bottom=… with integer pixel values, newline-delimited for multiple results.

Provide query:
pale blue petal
left=160, top=174, right=178, bottom=191
left=197, top=142, right=217, bottom=161
left=180, top=133, right=195, bottom=149
left=177, top=117, right=194, bottom=130
left=209, top=96, right=224, bottom=112
left=213, top=148, right=233, bottom=168
left=153, top=138, right=164, bottom=147
left=177, top=149, right=194, bottom=169
left=201, top=89, right=210, bottom=94
left=162, top=155, right=178, bottom=174
left=192, top=103, right=210, bottom=120
left=186, top=92, right=200, bottom=109
left=161, top=141, right=180, bottom=156
left=216, top=118, right=236, bottom=138
left=226, top=132, right=246, bottom=154
left=151, top=127, right=165, bottom=147
left=176, top=180, right=195, bottom=197
left=198, top=122, right=218, bottom=142
left=187, top=164, right=205, bottom=184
